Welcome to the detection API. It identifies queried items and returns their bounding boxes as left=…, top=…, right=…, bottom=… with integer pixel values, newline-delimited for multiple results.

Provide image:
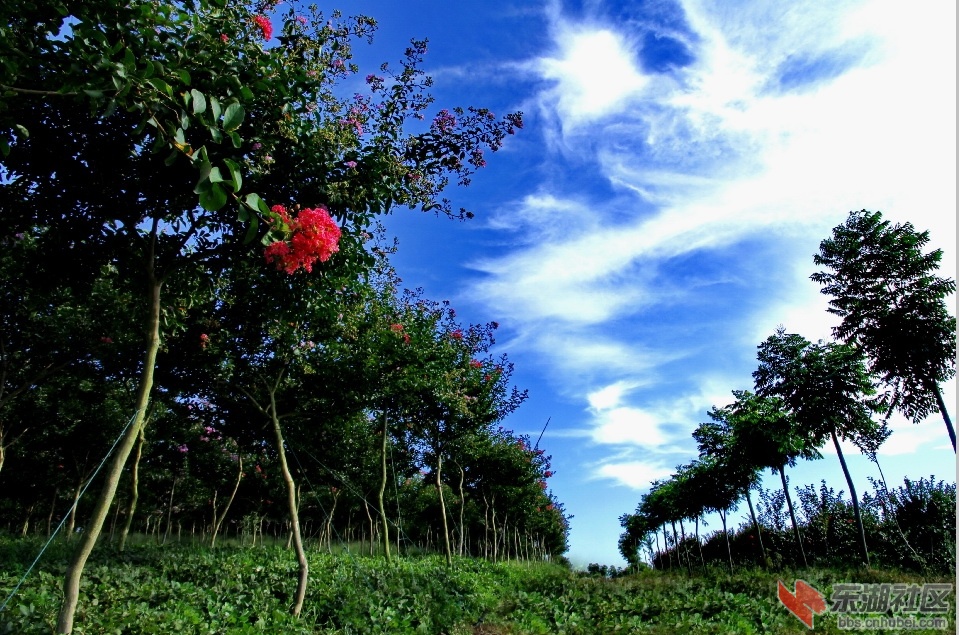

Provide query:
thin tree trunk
left=211, top=456, right=243, bottom=548
left=162, top=475, right=177, bottom=545
left=694, top=516, right=706, bottom=573
left=457, top=464, right=465, bottom=557
left=662, top=524, right=672, bottom=570
left=653, top=525, right=662, bottom=570
left=435, top=453, right=453, bottom=565
left=779, top=465, right=808, bottom=567
left=832, top=429, right=869, bottom=567
left=270, top=404, right=309, bottom=616
left=46, top=488, right=60, bottom=537
left=66, top=481, right=82, bottom=539
left=483, top=495, right=489, bottom=559
left=364, top=500, right=374, bottom=556
left=678, top=518, right=692, bottom=574
left=932, top=384, right=956, bottom=452
left=58, top=276, right=162, bottom=635
left=377, top=411, right=391, bottom=561
left=119, top=423, right=146, bottom=552
left=720, top=508, right=733, bottom=574
left=325, top=488, right=340, bottom=553
left=745, top=487, right=767, bottom=568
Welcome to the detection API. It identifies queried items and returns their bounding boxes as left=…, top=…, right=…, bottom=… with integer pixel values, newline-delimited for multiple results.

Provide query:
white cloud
left=538, top=27, right=648, bottom=125
left=594, top=461, right=674, bottom=489
left=468, top=0, right=955, bottom=483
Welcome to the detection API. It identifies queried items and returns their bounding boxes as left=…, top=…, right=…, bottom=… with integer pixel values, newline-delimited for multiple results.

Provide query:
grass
left=0, top=536, right=954, bottom=634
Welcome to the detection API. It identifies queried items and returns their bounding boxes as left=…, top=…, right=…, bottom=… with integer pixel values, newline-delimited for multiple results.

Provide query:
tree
left=811, top=210, right=956, bottom=451
left=754, top=328, right=884, bottom=567
left=1, top=1, right=521, bottom=630
left=727, top=390, right=820, bottom=567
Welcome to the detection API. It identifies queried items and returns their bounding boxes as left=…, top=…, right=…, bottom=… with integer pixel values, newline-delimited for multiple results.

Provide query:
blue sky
left=325, top=0, right=957, bottom=567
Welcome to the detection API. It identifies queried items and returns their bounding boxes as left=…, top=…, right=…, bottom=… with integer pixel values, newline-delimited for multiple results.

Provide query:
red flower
left=252, top=14, right=272, bottom=40
left=450, top=329, right=463, bottom=340
left=220, top=33, right=228, bottom=42
left=469, top=360, right=482, bottom=368
left=390, top=323, right=404, bottom=332
left=100, top=336, right=113, bottom=344
left=264, top=205, right=341, bottom=274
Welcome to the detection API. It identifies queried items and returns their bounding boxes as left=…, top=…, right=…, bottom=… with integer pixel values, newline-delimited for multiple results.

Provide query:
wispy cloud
left=464, top=0, right=956, bottom=491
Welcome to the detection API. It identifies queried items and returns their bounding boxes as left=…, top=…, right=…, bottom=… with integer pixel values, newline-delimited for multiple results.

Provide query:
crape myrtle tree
left=811, top=210, right=957, bottom=451
left=754, top=328, right=886, bottom=567
left=404, top=308, right=527, bottom=565
left=0, top=0, right=522, bottom=630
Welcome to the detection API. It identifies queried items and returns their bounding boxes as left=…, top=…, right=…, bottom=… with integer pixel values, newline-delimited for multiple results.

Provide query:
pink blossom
left=264, top=205, right=341, bottom=274
left=344, top=160, right=357, bottom=169
left=220, top=33, right=228, bottom=42
left=252, top=14, right=272, bottom=40
left=178, top=444, right=189, bottom=454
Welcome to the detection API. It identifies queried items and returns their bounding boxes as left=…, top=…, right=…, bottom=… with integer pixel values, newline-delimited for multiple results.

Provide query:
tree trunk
left=46, top=488, right=60, bottom=537
left=377, top=410, right=391, bottom=562
left=457, top=464, right=465, bottom=557
left=483, top=495, right=489, bottom=559
left=745, top=487, right=767, bottom=568
left=270, top=406, right=309, bottom=616
left=720, top=508, right=733, bottom=574
left=832, top=429, right=869, bottom=567
left=662, top=524, right=672, bottom=570
left=324, top=488, right=340, bottom=553
left=119, top=424, right=146, bottom=552
left=694, top=516, right=706, bottom=573
left=435, top=453, right=453, bottom=565
left=66, top=480, right=82, bottom=539
left=162, top=475, right=178, bottom=545
left=57, top=277, right=162, bottom=635
left=779, top=465, right=808, bottom=567
left=678, top=518, right=692, bottom=574
left=932, top=384, right=956, bottom=453
left=211, top=456, right=243, bottom=548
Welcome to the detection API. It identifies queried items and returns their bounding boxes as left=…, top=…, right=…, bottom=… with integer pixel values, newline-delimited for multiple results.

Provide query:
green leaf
left=164, top=149, right=179, bottom=166
left=178, top=69, right=191, bottom=85
left=228, top=131, right=242, bottom=148
left=0, top=137, right=9, bottom=157
left=208, top=166, right=225, bottom=184
left=222, top=102, right=245, bottom=132
left=84, top=89, right=105, bottom=99
left=190, top=89, right=206, bottom=115
left=209, top=96, right=222, bottom=121
left=243, top=215, right=259, bottom=244
left=223, top=158, right=242, bottom=191
left=147, top=77, right=173, bottom=98
left=198, top=182, right=227, bottom=210
left=13, top=124, right=28, bottom=139
left=244, top=192, right=270, bottom=215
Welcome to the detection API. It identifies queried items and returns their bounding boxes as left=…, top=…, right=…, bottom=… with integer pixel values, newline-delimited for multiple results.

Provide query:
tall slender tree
left=812, top=210, right=956, bottom=451
left=754, top=328, right=883, bottom=567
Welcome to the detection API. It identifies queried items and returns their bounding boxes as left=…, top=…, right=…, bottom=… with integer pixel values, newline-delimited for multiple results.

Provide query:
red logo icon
left=778, top=579, right=827, bottom=629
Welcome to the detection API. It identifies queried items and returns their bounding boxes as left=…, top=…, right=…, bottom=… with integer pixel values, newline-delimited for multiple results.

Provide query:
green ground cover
left=0, top=537, right=953, bottom=634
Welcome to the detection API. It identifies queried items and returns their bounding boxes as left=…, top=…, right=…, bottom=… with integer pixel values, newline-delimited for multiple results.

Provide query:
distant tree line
left=618, top=210, right=956, bottom=574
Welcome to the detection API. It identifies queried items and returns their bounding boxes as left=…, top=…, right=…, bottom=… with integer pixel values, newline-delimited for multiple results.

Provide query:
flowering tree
left=1, top=1, right=521, bottom=630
